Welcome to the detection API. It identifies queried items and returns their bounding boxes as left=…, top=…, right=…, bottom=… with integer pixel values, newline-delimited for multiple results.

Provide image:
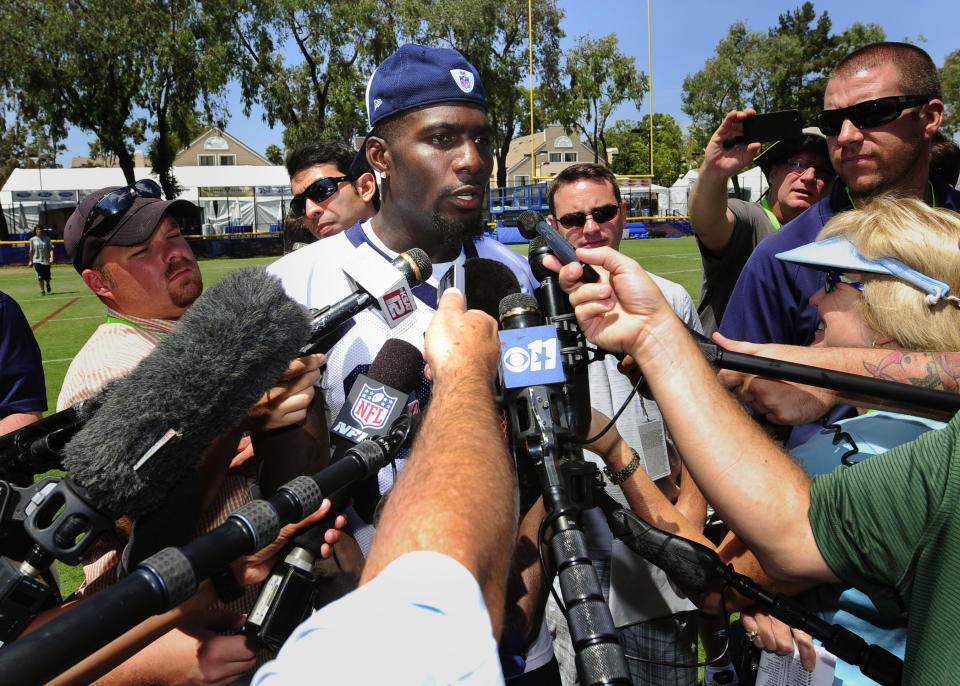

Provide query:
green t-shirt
left=809, top=411, right=960, bottom=683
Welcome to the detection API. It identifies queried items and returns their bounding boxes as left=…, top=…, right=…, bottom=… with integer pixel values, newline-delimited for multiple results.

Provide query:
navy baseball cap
left=350, top=44, right=487, bottom=174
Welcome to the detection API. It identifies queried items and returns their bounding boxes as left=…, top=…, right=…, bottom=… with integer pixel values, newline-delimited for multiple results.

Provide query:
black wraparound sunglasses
left=815, top=94, right=934, bottom=136
left=74, top=179, right=163, bottom=270
left=290, top=176, right=352, bottom=217
left=557, top=203, right=620, bottom=229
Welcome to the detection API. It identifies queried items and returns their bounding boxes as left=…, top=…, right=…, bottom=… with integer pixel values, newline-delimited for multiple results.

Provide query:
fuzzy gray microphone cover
left=62, top=266, right=312, bottom=519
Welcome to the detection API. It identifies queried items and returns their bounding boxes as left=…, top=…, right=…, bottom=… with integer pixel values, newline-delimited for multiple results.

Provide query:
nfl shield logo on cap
left=451, top=69, right=475, bottom=93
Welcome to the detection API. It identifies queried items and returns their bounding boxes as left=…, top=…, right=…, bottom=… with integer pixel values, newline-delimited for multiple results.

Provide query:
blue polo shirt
left=0, top=291, right=46, bottom=417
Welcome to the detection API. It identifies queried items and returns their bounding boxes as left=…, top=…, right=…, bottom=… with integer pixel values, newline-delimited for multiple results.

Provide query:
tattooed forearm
left=863, top=351, right=960, bottom=393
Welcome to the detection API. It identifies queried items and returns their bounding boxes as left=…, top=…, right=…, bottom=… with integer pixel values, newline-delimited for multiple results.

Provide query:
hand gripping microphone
left=517, top=210, right=599, bottom=283
left=244, top=339, right=423, bottom=650
left=610, top=509, right=903, bottom=686
left=300, top=247, right=432, bottom=355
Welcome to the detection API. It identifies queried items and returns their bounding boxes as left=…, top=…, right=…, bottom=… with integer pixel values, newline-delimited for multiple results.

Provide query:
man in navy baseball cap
left=265, top=42, right=551, bottom=680
left=350, top=43, right=487, bottom=176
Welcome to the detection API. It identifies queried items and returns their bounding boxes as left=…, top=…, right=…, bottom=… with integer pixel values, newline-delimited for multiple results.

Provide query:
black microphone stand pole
left=519, top=391, right=631, bottom=686
left=691, top=330, right=959, bottom=418
left=604, top=507, right=903, bottom=686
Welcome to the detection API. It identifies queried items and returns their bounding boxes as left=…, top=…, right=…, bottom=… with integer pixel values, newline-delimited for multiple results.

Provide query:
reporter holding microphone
left=545, top=242, right=960, bottom=685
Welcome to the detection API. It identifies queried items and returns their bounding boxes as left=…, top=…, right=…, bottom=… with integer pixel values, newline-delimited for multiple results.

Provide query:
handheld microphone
left=517, top=210, right=599, bottom=283
left=244, top=339, right=423, bottom=649
left=300, top=248, right=432, bottom=356
left=608, top=509, right=719, bottom=601
left=59, top=266, right=313, bottom=523
left=528, top=237, right=592, bottom=441
left=328, top=338, right=423, bottom=523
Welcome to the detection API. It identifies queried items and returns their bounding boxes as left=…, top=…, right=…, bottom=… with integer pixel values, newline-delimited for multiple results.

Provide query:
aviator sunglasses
left=74, top=179, right=163, bottom=270
left=557, top=203, right=620, bottom=229
left=815, top=94, right=934, bottom=136
left=290, top=176, right=352, bottom=217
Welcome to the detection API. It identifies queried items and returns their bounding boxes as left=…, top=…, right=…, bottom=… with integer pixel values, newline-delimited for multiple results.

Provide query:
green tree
left=265, top=144, right=285, bottom=166
left=226, top=0, right=408, bottom=149
left=0, top=1, right=233, bottom=197
left=681, top=22, right=765, bottom=162
left=85, top=140, right=119, bottom=168
left=681, top=4, right=883, bottom=169
left=139, top=3, right=233, bottom=197
left=554, top=34, right=648, bottom=164
left=942, top=50, right=960, bottom=137
left=0, top=2, right=148, bottom=185
left=608, top=115, right=687, bottom=187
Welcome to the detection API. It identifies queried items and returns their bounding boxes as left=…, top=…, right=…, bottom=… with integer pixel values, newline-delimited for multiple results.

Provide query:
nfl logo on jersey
left=350, top=383, right=399, bottom=429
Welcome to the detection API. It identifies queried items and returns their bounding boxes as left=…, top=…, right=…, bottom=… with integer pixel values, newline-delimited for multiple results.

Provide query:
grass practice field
left=1, top=236, right=702, bottom=597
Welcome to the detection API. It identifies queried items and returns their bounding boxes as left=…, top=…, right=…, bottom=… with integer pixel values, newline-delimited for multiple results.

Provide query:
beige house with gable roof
left=494, top=125, right=597, bottom=187
left=174, top=128, right=272, bottom=167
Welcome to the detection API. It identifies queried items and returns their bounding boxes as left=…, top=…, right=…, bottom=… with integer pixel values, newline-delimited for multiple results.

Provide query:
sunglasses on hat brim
left=74, top=179, right=163, bottom=270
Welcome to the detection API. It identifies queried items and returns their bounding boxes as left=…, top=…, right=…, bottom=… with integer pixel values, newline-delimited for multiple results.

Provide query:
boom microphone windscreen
left=62, top=266, right=313, bottom=520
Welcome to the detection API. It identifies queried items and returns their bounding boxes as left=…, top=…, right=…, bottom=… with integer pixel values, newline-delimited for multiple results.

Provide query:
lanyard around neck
left=844, top=180, right=937, bottom=209
left=760, top=196, right=781, bottom=230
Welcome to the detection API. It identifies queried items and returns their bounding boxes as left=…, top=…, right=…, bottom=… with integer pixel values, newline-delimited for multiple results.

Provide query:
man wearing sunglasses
left=719, top=42, right=960, bottom=449
left=690, top=118, right=832, bottom=335
left=544, top=163, right=706, bottom=686
left=54, top=182, right=324, bottom=684
left=285, top=140, right=378, bottom=242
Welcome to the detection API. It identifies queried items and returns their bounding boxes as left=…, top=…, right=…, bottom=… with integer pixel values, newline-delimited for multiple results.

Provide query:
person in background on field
left=28, top=224, right=54, bottom=296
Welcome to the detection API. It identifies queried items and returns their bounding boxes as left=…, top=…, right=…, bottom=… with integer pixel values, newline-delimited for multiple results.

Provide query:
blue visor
left=776, top=236, right=960, bottom=307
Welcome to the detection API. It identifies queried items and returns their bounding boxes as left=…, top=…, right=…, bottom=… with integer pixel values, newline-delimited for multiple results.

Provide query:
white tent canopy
left=1, top=166, right=294, bottom=235
left=668, top=166, right=771, bottom=217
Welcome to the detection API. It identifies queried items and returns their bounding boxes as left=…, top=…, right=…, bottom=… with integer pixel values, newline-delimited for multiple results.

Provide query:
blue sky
left=61, top=1, right=959, bottom=163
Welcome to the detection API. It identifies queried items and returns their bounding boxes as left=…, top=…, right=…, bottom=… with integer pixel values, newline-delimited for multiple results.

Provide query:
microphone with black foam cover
left=244, top=338, right=423, bottom=649
left=517, top=210, right=599, bottom=283
left=60, top=266, right=313, bottom=521
left=437, top=257, right=522, bottom=319
left=329, top=338, right=424, bottom=523
left=300, top=248, right=432, bottom=356
left=608, top=507, right=904, bottom=684
left=608, top=508, right=720, bottom=601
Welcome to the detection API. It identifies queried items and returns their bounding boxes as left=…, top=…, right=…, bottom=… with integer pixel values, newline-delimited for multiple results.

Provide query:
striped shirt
left=57, top=308, right=256, bottom=613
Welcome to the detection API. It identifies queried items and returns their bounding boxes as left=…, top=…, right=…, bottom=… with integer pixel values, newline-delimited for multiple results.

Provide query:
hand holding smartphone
left=722, top=109, right=802, bottom=148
